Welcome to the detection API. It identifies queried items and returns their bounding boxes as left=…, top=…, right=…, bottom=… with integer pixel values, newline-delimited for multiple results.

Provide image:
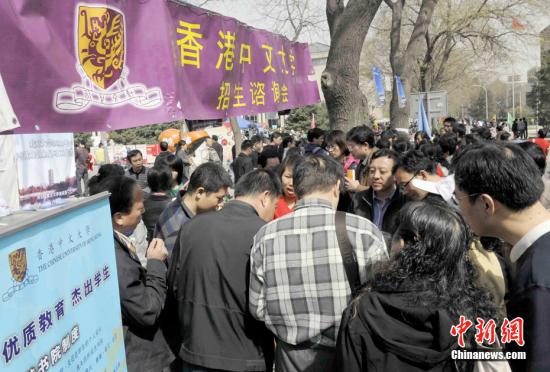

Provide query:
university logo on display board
left=54, top=4, right=163, bottom=112
left=8, top=248, right=27, bottom=283
left=3, top=248, right=38, bottom=302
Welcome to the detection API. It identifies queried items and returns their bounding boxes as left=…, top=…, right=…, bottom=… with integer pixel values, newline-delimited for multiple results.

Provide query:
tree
left=284, top=104, right=329, bottom=132
left=256, top=0, right=326, bottom=42
left=322, top=0, right=383, bottom=132
left=73, top=132, right=93, bottom=147
left=527, top=61, right=550, bottom=128
left=107, top=122, right=179, bottom=144
left=384, top=0, right=440, bottom=129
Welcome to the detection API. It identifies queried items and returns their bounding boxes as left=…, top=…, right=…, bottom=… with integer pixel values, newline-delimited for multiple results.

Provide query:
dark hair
left=443, top=117, right=457, bottom=126
left=234, top=169, right=282, bottom=198
left=126, top=149, right=142, bottom=162
left=270, top=132, right=283, bottom=141
left=538, top=129, right=546, bottom=139
left=89, top=175, right=138, bottom=216
left=474, top=127, right=492, bottom=141
left=279, top=153, right=304, bottom=178
left=438, top=133, right=457, bottom=156
left=211, top=135, right=219, bottom=141
left=414, top=131, right=429, bottom=144
left=500, top=132, right=511, bottom=141
left=258, top=146, right=281, bottom=169
left=462, top=133, right=483, bottom=147
left=307, top=128, right=325, bottom=142
left=160, top=141, right=169, bottom=151
left=293, top=154, right=344, bottom=198
left=346, top=125, right=375, bottom=148
left=251, top=135, right=263, bottom=145
left=357, top=201, right=498, bottom=350
left=518, top=141, right=546, bottom=176
left=375, top=138, right=391, bottom=149
left=157, top=154, right=184, bottom=185
left=147, top=166, right=174, bottom=193
left=393, top=139, right=412, bottom=154
left=453, top=143, right=544, bottom=211
left=325, top=130, right=349, bottom=157
left=393, top=149, right=438, bottom=175
left=371, top=148, right=399, bottom=164
left=241, top=140, right=253, bottom=151
left=420, top=143, right=448, bottom=169
left=88, top=164, right=125, bottom=192
left=453, top=124, right=466, bottom=138
left=187, top=162, right=233, bottom=195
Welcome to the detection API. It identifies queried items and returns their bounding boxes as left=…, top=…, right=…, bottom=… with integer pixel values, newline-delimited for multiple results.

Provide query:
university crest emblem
left=3, top=247, right=39, bottom=302
left=54, top=4, right=162, bottom=112
left=8, top=248, right=27, bottom=282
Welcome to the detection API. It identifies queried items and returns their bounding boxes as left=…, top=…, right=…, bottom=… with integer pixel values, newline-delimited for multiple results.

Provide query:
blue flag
left=418, top=97, right=431, bottom=137
left=373, top=67, right=385, bottom=107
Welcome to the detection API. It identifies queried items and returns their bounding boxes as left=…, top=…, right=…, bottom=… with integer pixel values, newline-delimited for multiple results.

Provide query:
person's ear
left=419, top=170, right=429, bottom=180
left=334, top=180, right=341, bottom=197
left=195, top=187, right=205, bottom=200
left=113, top=212, right=124, bottom=227
left=479, top=194, right=496, bottom=216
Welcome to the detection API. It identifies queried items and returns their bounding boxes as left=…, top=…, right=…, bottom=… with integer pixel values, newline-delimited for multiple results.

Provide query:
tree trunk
left=322, top=0, right=382, bottom=132
left=387, top=0, right=439, bottom=129
left=389, top=75, right=412, bottom=129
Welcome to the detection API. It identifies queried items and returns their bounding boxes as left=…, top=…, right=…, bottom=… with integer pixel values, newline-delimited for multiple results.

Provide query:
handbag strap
left=335, top=211, right=361, bottom=297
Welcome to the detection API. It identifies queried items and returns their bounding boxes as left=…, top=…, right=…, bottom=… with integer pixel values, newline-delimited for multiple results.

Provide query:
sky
left=197, top=0, right=549, bottom=81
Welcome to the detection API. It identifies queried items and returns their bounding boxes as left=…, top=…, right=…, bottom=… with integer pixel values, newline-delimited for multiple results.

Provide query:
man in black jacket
left=232, top=140, right=254, bottom=183
left=453, top=142, right=550, bottom=372
left=167, top=169, right=282, bottom=371
left=352, top=149, right=405, bottom=240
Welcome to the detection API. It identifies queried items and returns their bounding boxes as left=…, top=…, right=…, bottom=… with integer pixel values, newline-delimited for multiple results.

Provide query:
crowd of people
left=83, top=117, right=550, bottom=372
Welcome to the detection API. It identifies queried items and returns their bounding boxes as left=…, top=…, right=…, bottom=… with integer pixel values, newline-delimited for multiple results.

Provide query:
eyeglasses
left=398, top=170, right=420, bottom=191
left=451, top=193, right=480, bottom=206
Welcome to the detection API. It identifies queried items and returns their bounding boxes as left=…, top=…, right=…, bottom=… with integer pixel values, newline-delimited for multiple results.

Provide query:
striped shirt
left=249, top=198, right=388, bottom=347
left=153, top=191, right=194, bottom=254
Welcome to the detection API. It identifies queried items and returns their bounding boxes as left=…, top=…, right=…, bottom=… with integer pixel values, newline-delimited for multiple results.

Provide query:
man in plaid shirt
left=249, top=154, right=388, bottom=371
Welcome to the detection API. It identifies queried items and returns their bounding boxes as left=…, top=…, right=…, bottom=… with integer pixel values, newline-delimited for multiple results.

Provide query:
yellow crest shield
left=77, top=6, right=125, bottom=90
left=8, top=248, right=27, bottom=283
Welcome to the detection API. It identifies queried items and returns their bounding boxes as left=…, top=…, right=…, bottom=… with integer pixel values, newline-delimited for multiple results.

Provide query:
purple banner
left=0, top=1, right=320, bottom=134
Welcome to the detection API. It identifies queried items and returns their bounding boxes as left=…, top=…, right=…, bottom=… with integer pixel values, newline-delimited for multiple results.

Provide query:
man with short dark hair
left=264, top=132, right=284, bottom=161
left=233, top=140, right=255, bottom=183
left=167, top=170, right=281, bottom=371
left=304, top=128, right=329, bottom=156
left=154, top=141, right=171, bottom=167
left=393, top=149, right=441, bottom=201
left=211, top=135, right=224, bottom=162
left=345, top=125, right=377, bottom=193
left=258, top=145, right=281, bottom=170
left=143, top=166, right=173, bottom=242
left=126, top=149, right=149, bottom=190
left=249, top=154, right=388, bottom=371
left=352, top=149, right=405, bottom=237
left=453, top=142, right=550, bottom=372
left=442, top=117, right=457, bottom=134
left=250, top=135, right=264, bottom=168
left=154, top=162, right=232, bottom=254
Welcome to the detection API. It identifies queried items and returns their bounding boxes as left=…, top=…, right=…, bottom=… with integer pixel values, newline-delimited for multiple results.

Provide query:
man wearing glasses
left=393, top=150, right=441, bottom=202
left=453, top=142, right=550, bottom=372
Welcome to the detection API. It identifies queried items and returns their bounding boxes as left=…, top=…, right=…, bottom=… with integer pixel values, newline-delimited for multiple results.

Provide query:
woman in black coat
left=90, top=176, right=174, bottom=371
left=336, top=201, right=502, bottom=372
